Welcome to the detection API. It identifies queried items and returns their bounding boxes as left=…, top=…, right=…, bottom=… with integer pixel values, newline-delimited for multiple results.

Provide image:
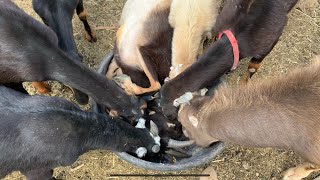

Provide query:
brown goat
left=178, top=56, right=320, bottom=180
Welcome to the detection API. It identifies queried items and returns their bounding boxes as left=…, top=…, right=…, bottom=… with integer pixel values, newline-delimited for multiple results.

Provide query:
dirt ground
left=3, top=0, right=320, bottom=179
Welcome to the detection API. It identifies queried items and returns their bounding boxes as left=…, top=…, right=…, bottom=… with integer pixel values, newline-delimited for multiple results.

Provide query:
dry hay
left=3, top=0, right=320, bottom=180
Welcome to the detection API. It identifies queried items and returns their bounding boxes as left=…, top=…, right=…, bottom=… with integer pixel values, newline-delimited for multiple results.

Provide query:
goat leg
left=240, top=57, right=263, bottom=84
left=76, top=0, right=97, bottom=43
left=241, top=30, right=283, bottom=84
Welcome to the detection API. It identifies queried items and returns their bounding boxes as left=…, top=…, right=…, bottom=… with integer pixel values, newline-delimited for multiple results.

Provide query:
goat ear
left=178, top=95, right=209, bottom=122
left=188, top=95, right=212, bottom=111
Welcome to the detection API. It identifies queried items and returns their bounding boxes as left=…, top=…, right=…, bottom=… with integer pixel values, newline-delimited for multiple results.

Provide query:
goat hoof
left=83, top=27, right=97, bottom=43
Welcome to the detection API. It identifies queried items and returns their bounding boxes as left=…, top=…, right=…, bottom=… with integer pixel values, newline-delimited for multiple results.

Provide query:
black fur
left=0, top=0, right=144, bottom=120
left=32, top=0, right=96, bottom=62
left=160, top=0, right=299, bottom=119
left=32, top=0, right=97, bottom=104
left=0, top=86, right=156, bottom=179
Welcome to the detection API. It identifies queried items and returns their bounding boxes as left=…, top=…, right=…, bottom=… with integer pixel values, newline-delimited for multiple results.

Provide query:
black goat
left=31, top=0, right=97, bottom=103
left=32, top=0, right=96, bottom=62
left=0, top=85, right=157, bottom=180
left=0, top=0, right=144, bottom=121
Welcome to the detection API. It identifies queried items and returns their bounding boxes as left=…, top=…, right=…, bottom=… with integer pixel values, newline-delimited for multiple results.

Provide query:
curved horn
left=182, top=127, right=189, bottom=138
left=165, top=149, right=191, bottom=158
left=97, top=52, right=114, bottom=74
left=167, top=139, right=195, bottom=148
left=152, top=144, right=160, bottom=153
left=150, top=120, right=159, bottom=136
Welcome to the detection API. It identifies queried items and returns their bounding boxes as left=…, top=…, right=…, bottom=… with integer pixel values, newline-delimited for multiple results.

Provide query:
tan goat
left=178, top=56, right=320, bottom=179
left=168, top=0, right=222, bottom=79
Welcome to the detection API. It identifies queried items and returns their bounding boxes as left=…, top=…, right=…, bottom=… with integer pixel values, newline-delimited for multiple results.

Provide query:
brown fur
left=178, top=56, right=320, bottom=179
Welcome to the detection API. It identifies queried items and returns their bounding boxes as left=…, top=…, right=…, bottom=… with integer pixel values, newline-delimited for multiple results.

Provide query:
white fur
left=135, top=147, right=147, bottom=158
left=173, top=92, right=193, bottom=107
left=135, top=118, right=146, bottom=129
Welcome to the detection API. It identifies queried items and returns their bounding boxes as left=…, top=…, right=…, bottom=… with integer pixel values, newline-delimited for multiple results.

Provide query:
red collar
left=218, top=30, right=239, bottom=71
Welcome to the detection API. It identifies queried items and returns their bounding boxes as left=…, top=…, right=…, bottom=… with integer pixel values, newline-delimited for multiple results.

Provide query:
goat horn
left=153, top=92, right=160, bottom=98
left=97, top=52, right=114, bottom=74
left=167, top=139, right=195, bottom=148
left=182, top=127, right=189, bottom=138
left=165, top=149, right=191, bottom=158
left=149, top=120, right=159, bottom=136
left=152, top=145, right=160, bottom=153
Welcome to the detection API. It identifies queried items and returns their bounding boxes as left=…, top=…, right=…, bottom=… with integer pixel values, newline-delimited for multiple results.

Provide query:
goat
left=0, top=0, right=144, bottom=121
left=32, top=0, right=96, bottom=62
left=160, top=0, right=299, bottom=119
left=31, top=0, right=97, bottom=104
left=168, top=0, right=222, bottom=79
left=106, top=0, right=173, bottom=95
left=0, top=86, right=158, bottom=180
left=178, top=56, right=320, bottom=180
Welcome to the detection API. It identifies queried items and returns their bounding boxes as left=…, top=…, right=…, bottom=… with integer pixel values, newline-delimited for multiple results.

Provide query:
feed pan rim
left=114, top=142, right=225, bottom=171
left=90, top=52, right=225, bottom=171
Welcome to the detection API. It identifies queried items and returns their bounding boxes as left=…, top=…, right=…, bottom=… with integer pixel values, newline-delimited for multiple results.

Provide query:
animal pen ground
left=5, top=0, right=320, bottom=179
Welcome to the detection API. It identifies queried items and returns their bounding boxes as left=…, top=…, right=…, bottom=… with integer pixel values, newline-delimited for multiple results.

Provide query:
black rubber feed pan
left=91, top=52, right=225, bottom=171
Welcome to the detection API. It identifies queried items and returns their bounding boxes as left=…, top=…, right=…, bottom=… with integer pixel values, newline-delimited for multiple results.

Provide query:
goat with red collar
left=160, top=0, right=299, bottom=119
